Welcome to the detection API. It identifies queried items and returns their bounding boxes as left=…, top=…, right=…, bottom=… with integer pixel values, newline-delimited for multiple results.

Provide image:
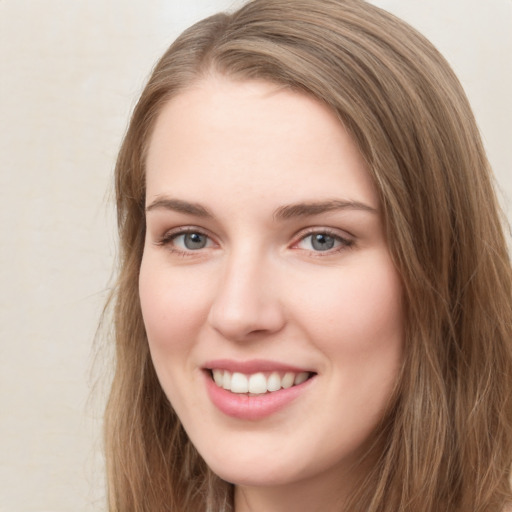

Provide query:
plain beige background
left=0, top=1, right=510, bottom=511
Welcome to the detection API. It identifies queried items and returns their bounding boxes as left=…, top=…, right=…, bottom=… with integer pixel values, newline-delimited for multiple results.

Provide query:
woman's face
left=140, top=76, right=403, bottom=504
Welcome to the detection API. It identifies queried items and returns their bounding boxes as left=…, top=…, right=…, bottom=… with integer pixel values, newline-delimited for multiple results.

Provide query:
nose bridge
left=207, top=245, right=284, bottom=340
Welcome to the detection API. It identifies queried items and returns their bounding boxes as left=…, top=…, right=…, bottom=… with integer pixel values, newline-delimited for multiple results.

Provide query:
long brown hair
left=104, top=0, right=512, bottom=510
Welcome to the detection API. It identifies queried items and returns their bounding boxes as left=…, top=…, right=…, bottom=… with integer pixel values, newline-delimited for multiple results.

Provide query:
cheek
left=138, top=257, right=211, bottom=354
left=138, top=256, right=216, bottom=414
left=299, top=258, right=403, bottom=442
left=296, top=255, right=403, bottom=355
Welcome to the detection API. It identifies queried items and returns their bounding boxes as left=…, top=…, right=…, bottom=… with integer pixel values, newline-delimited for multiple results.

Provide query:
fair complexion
left=139, top=76, right=404, bottom=512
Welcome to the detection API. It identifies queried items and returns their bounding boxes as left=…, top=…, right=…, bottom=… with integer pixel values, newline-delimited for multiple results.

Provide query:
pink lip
left=202, top=361, right=316, bottom=421
left=203, top=358, right=313, bottom=374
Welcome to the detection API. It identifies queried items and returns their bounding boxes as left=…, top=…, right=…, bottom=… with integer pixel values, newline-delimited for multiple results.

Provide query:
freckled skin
left=139, top=76, right=404, bottom=512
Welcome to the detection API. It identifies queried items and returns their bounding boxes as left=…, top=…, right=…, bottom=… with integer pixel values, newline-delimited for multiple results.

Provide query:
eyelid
left=155, top=226, right=218, bottom=252
left=153, top=225, right=354, bottom=256
left=290, top=227, right=355, bottom=253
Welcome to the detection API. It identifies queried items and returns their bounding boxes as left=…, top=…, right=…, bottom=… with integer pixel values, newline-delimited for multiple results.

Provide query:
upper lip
left=203, top=359, right=315, bottom=374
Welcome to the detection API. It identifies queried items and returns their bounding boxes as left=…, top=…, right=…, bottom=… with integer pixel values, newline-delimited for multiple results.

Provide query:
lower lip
left=204, top=371, right=315, bottom=421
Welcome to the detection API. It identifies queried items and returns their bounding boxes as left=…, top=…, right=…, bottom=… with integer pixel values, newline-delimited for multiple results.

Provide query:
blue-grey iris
left=184, top=232, right=208, bottom=250
left=311, top=233, right=335, bottom=251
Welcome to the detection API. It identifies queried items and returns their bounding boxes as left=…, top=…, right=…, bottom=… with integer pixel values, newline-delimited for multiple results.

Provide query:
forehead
left=145, top=75, right=378, bottom=210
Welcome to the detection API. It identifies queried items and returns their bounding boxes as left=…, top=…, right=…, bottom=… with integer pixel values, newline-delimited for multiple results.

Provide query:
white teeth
left=294, top=372, right=309, bottom=385
left=267, top=372, right=281, bottom=392
left=248, top=373, right=267, bottom=394
left=231, top=372, right=249, bottom=393
left=222, top=371, right=231, bottom=390
left=211, top=369, right=311, bottom=394
left=281, top=372, right=295, bottom=389
left=212, top=369, right=223, bottom=387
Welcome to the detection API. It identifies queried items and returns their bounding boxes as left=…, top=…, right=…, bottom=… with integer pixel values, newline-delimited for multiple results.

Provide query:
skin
left=139, top=75, right=404, bottom=512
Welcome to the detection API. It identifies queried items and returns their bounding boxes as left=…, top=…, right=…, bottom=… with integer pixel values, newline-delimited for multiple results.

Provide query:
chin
left=202, top=442, right=347, bottom=490
left=199, top=447, right=305, bottom=487
left=212, top=464, right=300, bottom=488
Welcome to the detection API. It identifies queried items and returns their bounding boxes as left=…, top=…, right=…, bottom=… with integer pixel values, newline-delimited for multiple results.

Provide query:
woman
left=104, top=0, right=512, bottom=510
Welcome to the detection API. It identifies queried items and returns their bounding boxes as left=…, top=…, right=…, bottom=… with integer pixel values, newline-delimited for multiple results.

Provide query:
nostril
left=207, top=277, right=286, bottom=341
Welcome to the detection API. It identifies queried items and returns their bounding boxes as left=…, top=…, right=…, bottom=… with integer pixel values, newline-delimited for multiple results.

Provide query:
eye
left=158, top=229, right=214, bottom=252
left=175, top=232, right=210, bottom=250
left=295, top=231, right=352, bottom=252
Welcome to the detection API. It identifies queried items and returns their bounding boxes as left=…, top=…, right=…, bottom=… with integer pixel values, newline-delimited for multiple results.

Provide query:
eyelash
left=293, top=228, right=354, bottom=256
left=155, top=227, right=354, bottom=256
left=155, top=227, right=214, bottom=255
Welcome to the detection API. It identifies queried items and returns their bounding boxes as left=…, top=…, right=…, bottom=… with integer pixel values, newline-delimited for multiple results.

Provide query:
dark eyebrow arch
left=145, top=197, right=212, bottom=217
left=274, top=200, right=377, bottom=220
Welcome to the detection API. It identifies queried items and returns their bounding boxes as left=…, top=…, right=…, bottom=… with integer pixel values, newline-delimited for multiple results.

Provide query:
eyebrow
left=145, top=197, right=213, bottom=217
left=273, top=200, right=377, bottom=220
left=145, top=196, right=377, bottom=220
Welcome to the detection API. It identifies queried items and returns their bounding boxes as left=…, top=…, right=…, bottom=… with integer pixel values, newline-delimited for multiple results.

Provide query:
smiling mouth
left=208, top=369, right=316, bottom=395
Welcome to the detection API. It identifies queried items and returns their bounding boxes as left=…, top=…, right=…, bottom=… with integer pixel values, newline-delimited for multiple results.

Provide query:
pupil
left=184, top=233, right=207, bottom=250
left=312, top=233, right=335, bottom=251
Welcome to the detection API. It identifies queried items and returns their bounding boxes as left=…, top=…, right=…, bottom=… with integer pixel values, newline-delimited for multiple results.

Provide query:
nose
left=207, top=250, right=286, bottom=341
